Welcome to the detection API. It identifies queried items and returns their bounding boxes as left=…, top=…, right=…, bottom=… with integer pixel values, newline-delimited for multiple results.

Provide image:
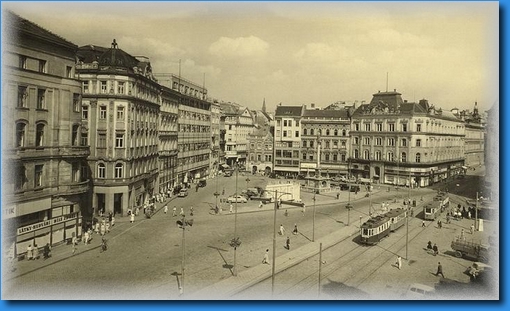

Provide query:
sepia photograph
left=1, top=1, right=500, bottom=301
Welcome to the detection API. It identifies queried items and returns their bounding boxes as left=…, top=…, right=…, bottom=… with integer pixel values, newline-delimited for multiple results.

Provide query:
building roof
left=275, top=105, right=303, bottom=117
left=4, top=10, right=77, bottom=49
left=303, top=109, right=349, bottom=118
left=98, top=44, right=140, bottom=68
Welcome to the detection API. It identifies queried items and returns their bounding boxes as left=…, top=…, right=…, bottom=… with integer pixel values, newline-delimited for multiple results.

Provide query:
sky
left=3, top=1, right=499, bottom=113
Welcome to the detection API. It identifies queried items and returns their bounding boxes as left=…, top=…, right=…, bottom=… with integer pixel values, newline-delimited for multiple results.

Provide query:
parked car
left=178, top=189, right=188, bottom=197
left=350, top=185, right=361, bottom=192
left=227, top=195, right=248, bottom=203
left=224, top=170, right=233, bottom=177
left=339, top=183, right=350, bottom=191
left=198, top=179, right=207, bottom=187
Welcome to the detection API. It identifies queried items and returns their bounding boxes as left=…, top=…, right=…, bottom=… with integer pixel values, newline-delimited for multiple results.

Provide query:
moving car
left=178, top=189, right=188, bottom=197
left=227, top=195, right=248, bottom=203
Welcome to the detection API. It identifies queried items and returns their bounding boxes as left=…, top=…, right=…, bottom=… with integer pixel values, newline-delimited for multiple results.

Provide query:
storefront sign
left=2, top=205, right=16, bottom=219
left=17, top=212, right=78, bottom=235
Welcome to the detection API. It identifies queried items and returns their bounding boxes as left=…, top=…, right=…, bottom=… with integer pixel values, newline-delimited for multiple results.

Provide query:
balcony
left=13, top=145, right=90, bottom=160
left=57, top=180, right=90, bottom=195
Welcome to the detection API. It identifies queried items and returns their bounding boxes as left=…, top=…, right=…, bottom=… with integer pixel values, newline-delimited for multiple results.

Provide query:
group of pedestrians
left=426, top=241, right=439, bottom=256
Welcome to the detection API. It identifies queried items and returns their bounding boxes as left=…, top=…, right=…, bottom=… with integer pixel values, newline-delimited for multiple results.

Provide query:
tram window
left=362, top=229, right=368, bottom=235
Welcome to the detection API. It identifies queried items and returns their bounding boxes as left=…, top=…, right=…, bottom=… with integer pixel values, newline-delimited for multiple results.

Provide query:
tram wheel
left=455, top=251, right=463, bottom=258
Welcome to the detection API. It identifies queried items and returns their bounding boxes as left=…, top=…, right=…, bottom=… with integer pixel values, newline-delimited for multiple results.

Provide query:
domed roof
left=97, top=40, right=139, bottom=68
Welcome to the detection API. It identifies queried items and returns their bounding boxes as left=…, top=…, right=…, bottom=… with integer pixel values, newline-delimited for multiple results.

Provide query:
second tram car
left=360, top=208, right=407, bottom=245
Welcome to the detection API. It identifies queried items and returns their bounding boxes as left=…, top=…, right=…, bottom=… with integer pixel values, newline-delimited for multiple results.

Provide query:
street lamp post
left=406, top=170, right=411, bottom=260
left=312, top=195, right=316, bottom=242
left=233, top=160, right=239, bottom=276
left=271, top=189, right=278, bottom=296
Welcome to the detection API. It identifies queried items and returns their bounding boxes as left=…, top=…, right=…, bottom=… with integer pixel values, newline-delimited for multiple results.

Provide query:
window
left=341, top=154, right=346, bottom=162
left=72, top=162, right=80, bottom=182
left=98, top=133, right=107, bottom=148
left=401, top=139, right=407, bottom=147
left=341, top=140, right=346, bottom=147
left=113, top=134, right=123, bottom=148
left=16, top=122, right=26, bottom=147
left=354, top=123, right=360, bottom=131
left=101, top=81, right=107, bottom=93
left=416, top=153, right=421, bottom=163
left=342, top=129, right=346, bottom=136
left=288, top=120, right=292, bottom=127
left=72, top=125, right=80, bottom=146
left=416, top=139, right=422, bottom=147
left=81, top=132, right=88, bottom=146
left=375, top=137, right=382, bottom=146
left=326, top=129, right=330, bottom=136
left=310, top=129, right=314, bottom=135
left=354, top=149, right=359, bottom=158
left=66, top=66, right=73, bottom=78
left=354, top=137, right=359, bottom=145
left=19, top=55, right=27, bottom=69
left=388, top=123, right=395, bottom=131
left=15, top=164, right=26, bottom=190
left=401, top=152, right=407, bottom=162
left=82, top=105, right=89, bottom=120
left=333, top=140, right=338, bottom=148
left=118, top=82, right=125, bottom=94
left=325, top=141, right=330, bottom=149
left=98, top=163, right=106, bottom=179
left=283, top=120, right=287, bottom=127
left=117, top=106, right=125, bottom=120
left=73, top=94, right=80, bottom=112
left=364, top=150, right=370, bottom=160
left=416, top=124, right=422, bottom=132
left=34, top=165, right=43, bottom=187
left=375, top=151, right=381, bottom=160
left=388, top=138, right=395, bottom=146
left=325, top=154, right=330, bottom=161
left=83, top=81, right=89, bottom=93
left=35, top=123, right=45, bottom=146
left=303, top=129, right=308, bottom=135
left=364, top=137, right=370, bottom=145
left=402, top=124, right=407, bottom=132
left=283, top=131, right=287, bottom=137
left=17, top=86, right=28, bottom=108
left=115, top=163, right=124, bottom=178
left=334, top=129, right=338, bottom=136
left=277, top=120, right=281, bottom=126
left=334, top=154, right=338, bottom=161
left=387, top=152, right=394, bottom=162
left=37, top=89, right=46, bottom=109
left=376, top=123, right=382, bottom=131
left=38, top=60, right=47, bottom=73
left=365, top=124, right=371, bottom=131
left=295, top=131, right=299, bottom=138
left=99, top=106, right=107, bottom=119
left=309, top=141, right=314, bottom=148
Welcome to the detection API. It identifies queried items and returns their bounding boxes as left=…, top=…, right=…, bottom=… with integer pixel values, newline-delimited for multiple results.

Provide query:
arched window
left=375, top=151, right=381, bottom=161
left=354, top=149, right=359, bottom=158
left=364, top=150, right=370, bottom=160
left=334, top=129, right=338, bottom=136
left=416, top=153, right=421, bottom=163
left=36, top=123, right=45, bottom=147
left=98, top=163, right=106, bottom=179
left=342, top=129, right=346, bottom=136
left=16, top=122, right=26, bottom=147
left=115, top=163, right=124, bottom=178
left=387, top=152, right=394, bottom=162
left=326, top=129, right=330, bottom=136
left=310, top=129, right=314, bottom=136
left=303, top=128, right=307, bottom=135
left=401, top=152, right=407, bottom=162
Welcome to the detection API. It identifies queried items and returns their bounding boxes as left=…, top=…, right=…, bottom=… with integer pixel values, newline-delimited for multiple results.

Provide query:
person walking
left=108, top=212, right=113, bottom=227
left=470, top=224, right=475, bottom=234
left=336, top=192, right=340, bottom=200
left=396, top=255, right=402, bottom=270
left=26, top=244, right=33, bottom=261
left=284, top=209, right=289, bottom=217
left=33, top=244, right=40, bottom=260
left=130, top=212, right=135, bottom=223
left=172, top=206, right=177, bottom=217
left=293, top=224, right=298, bottom=235
left=43, top=243, right=51, bottom=259
left=259, top=201, right=263, bottom=209
left=461, top=228, right=465, bottom=240
left=164, top=205, right=168, bottom=214
left=83, top=230, right=90, bottom=245
left=435, top=262, right=445, bottom=277
left=432, top=243, right=439, bottom=256
left=427, top=241, right=433, bottom=252
left=422, top=220, right=426, bottom=228
left=286, top=236, right=291, bottom=250
left=71, top=234, right=78, bottom=255
left=180, top=207, right=185, bottom=216
left=111, top=216, right=115, bottom=227
left=262, top=249, right=270, bottom=264
left=229, top=203, right=233, bottom=214
left=190, top=206, right=194, bottom=216
left=279, top=224, right=285, bottom=236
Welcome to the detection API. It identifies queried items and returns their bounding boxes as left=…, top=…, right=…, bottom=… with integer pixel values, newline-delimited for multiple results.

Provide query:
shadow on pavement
left=207, top=245, right=234, bottom=275
left=321, top=279, right=370, bottom=299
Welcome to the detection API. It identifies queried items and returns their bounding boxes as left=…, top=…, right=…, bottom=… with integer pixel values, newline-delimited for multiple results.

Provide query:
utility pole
left=271, top=189, right=278, bottom=296
left=180, top=215, right=186, bottom=296
left=234, top=160, right=239, bottom=276
left=318, top=243, right=323, bottom=297
left=312, top=195, right=316, bottom=242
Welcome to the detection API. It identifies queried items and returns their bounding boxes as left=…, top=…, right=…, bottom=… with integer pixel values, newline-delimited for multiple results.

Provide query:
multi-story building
left=158, top=85, right=179, bottom=192
left=221, top=103, right=255, bottom=167
left=484, top=102, right=498, bottom=200
left=210, top=102, right=221, bottom=176
left=246, top=128, right=274, bottom=175
left=76, top=42, right=160, bottom=215
left=273, top=105, right=303, bottom=177
left=167, top=75, right=211, bottom=183
left=460, top=102, right=485, bottom=167
left=300, top=107, right=351, bottom=177
left=2, top=11, right=90, bottom=256
left=350, top=90, right=465, bottom=187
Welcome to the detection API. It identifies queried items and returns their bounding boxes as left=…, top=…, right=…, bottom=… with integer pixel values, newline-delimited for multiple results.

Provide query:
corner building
left=76, top=42, right=160, bottom=216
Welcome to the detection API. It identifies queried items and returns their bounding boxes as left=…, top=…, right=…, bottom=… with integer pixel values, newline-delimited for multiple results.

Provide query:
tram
left=424, top=195, right=449, bottom=220
left=360, top=208, right=407, bottom=245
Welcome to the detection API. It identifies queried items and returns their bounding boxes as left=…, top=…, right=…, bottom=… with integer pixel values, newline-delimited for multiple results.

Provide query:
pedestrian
left=190, top=206, right=194, bottom=216
left=94, top=221, right=100, bottom=234
left=100, top=222, right=106, bottom=235
left=461, top=228, right=465, bottom=240
left=286, top=237, right=291, bottom=250
left=470, top=224, right=474, bottom=234
left=130, top=212, right=135, bottom=223
left=229, top=204, right=233, bottom=214
left=437, top=220, right=442, bottom=229
left=33, top=244, right=39, bottom=260
left=172, top=206, right=177, bottom=217
left=284, top=209, right=288, bottom=217
left=432, top=243, right=439, bottom=256
left=111, top=216, right=115, bottom=227
left=26, top=244, right=33, bottom=260
left=293, top=224, right=298, bottom=235
left=262, top=249, right=270, bottom=264
left=337, top=192, right=340, bottom=200
left=279, top=224, right=285, bottom=235
left=180, top=207, right=184, bottom=216
left=105, top=222, right=110, bottom=233
left=83, top=230, right=90, bottom=244
left=72, top=234, right=78, bottom=255
left=427, top=241, right=433, bottom=251
left=259, top=201, right=263, bottom=208
left=422, top=221, right=425, bottom=227
left=396, top=255, right=402, bottom=270
left=164, top=205, right=168, bottom=214
left=43, top=243, right=51, bottom=259
left=435, top=262, right=445, bottom=277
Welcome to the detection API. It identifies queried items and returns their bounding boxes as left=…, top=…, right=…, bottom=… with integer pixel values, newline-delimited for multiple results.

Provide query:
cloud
left=208, top=36, right=269, bottom=58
